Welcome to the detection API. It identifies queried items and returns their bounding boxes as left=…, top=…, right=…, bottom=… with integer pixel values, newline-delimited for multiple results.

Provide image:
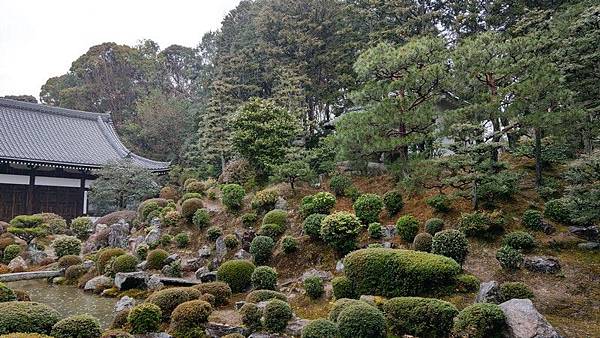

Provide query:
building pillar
left=26, top=165, right=38, bottom=214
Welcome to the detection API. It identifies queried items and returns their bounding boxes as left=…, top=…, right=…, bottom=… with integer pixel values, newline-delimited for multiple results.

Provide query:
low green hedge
left=453, top=303, right=505, bottom=338
left=382, top=297, right=458, bottom=337
left=337, top=302, right=386, bottom=338
left=251, top=266, right=278, bottom=290
left=246, top=290, right=288, bottom=303
left=0, top=283, right=16, bottom=302
left=51, top=314, right=101, bottom=338
left=263, top=299, right=293, bottom=332
left=146, top=287, right=202, bottom=321
left=217, top=260, right=256, bottom=293
left=168, top=300, right=213, bottom=337
left=0, top=301, right=61, bottom=335
left=193, top=282, right=232, bottom=306
left=127, top=303, right=162, bottom=334
left=343, top=248, right=461, bottom=297
left=331, top=276, right=356, bottom=299
left=301, top=319, right=339, bottom=338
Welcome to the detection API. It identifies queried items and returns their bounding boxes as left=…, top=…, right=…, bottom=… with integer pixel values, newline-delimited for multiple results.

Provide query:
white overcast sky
left=0, top=0, right=241, bottom=99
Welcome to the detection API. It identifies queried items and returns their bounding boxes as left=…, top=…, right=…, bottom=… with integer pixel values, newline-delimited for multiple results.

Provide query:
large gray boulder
left=568, top=225, right=599, bottom=242
left=144, top=225, right=161, bottom=246
left=523, top=256, right=561, bottom=274
left=114, top=271, right=149, bottom=290
left=301, top=268, right=333, bottom=282
left=499, top=299, right=563, bottom=338
left=115, top=295, right=135, bottom=312
left=8, top=256, right=27, bottom=272
left=84, top=275, right=113, bottom=292
left=108, top=220, right=130, bottom=248
left=205, top=322, right=248, bottom=337
left=476, top=281, right=501, bottom=303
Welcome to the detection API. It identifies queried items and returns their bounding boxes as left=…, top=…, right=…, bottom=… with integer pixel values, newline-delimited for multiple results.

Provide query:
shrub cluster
left=207, top=226, right=223, bottom=241
left=162, top=210, right=181, bottom=227
left=337, top=302, right=386, bottom=338
left=522, top=209, right=543, bottom=230
left=251, top=188, right=279, bottom=211
left=303, top=214, right=326, bottom=239
left=454, top=274, right=481, bottom=293
left=367, top=222, right=382, bottom=239
left=263, top=209, right=287, bottom=227
left=217, top=259, right=256, bottom=293
left=496, top=245, right=523, bottom=270
left=192, top=208, right=210, bottom=228
left=499, top=282, right=534, bottom=303
left=97, top=248, right=126, bottom=273
left=304, top=276, right=324, bottom=299
left=181, top=198, right=203, bottom=220
left=383, top=190, right=403, bottom=215
left=396, top=215, right=419, bottom=242
left=453, top=303, right=505, bottom=338
left=343, top=248, right=461, bottom=297
left=160, top=234, right=173, bottom=247
left=193, top=282, right=232, bottom=306
left=70, top=217, right=93, bottom=240
left=2, top=244, right=21, bottom=263
left=127, top=303, right=162, bottom=334
left=544, top=198, right=572, bottom=223
left=168, top=300, right=213, bottom=337
left=502, top=231, right=535, bottom=251
left=458, top=211, right=504, bottom=238
left=0, top=282, right=16, bottom=302
left=332, top=276, right=356, bottom=299
left=221, top=184, right=246, bottom=210
left=251, top=266, right=278, bottom=290
left=431, top=229, right=469, bottom=265
left=250, top=236, right=275, bottom=264
left=353, top=193, right=384, bottom=224
left=426, top=194, right=452, bottom=212
left=52, top=236, right=82, bottom=258
left=174, top=232, right=190, bottom=248
left=146, top=249, right=169, bottom=270
left=146, top=287, right=202, bottom=321
left=159, top=186, right=179, bottom=200
left=259, top=223, right=285, bottom=239
left=65, top=264, right=87, bottom=282
left=51, top=314, right=101, bottom=338
left=241, top=212, right=258, bottom=227
left=320, top=211, right=362, bottom=253
left=224, top=234, right=240, bottom=249
left=246, top=289, right=288, bottom=303
left=264, top=299, right=293, bottom=332
left=329, top=174, right=353, bottom=196
left=0, top=301, right=61, bottom=335
left=240, top=303, right=262, bottom=331
left=413, top=232, right=433, bottom=252
left=425, top=218, right=444, bottom=235
left=382, top=297, right=458, bottom=338
left=281, top=236, right=298, bottom=253
left=301, top=319, right=339, bottom=338
left=110, top=254, right=138, bottom=275
left=300, top=192, right=336, bottom=217
left=136, top=244, right=149, bottom=260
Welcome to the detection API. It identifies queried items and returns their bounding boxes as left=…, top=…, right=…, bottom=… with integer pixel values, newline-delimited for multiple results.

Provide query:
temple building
left=0, top=98, right=169, bottom=221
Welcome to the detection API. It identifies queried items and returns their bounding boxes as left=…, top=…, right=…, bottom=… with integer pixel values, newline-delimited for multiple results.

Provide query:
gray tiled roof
left=0, top=98, right=169, bottom=171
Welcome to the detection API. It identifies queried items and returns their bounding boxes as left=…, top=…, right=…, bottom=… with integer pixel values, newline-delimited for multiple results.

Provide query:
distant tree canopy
left=2, top=95, right=37, bottom=103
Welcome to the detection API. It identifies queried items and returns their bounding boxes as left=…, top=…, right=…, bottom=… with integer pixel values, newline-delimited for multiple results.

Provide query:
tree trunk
left=534, top=127, right=543, bottom=187
left=491, top=118, right=501, bottom=166
left=501, top=117, right=517, bottom=150
left=472, top=180, right=479, bottom=210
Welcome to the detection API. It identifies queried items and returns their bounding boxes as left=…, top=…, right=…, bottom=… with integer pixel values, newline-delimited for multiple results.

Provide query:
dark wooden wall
left=0, top=184, right=84, bottom=222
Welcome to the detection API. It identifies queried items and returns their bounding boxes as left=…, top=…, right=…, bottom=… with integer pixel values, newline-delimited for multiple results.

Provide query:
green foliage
left=544, top=198, right=573, bottom=224
left=161, top=211, right=181, bottom=227
left=431, top=229, right=469, bottom=265
left=136, top=244, right=149, bottom=260
left=281, top=236, right=298, bottom=253
left=300, top=192, right=336, bottom=217
left=127, top=303, right=162, bottom=334
left=344, top=248, right=461, bottom=297
left=320, top=211, right=362, bottom=253
left=426, top=194, right=451, bottom=212
left=383, top=190, right=404, bottom=215
left=146, top=249, right=169, bottom=270
left=455, top=274, right=481, bottom=293
left=0, top=301, right=61, bottom=335
left=8, top=215, right=46, bottom=243
left=0, top=283, right=16, bottom=302
left=522, top=209, right=543, bottom=230
left=332, top=277, right=356, bottom=299
left=168, top=300, right=213, bottom=337
left=181, top=198, right=203, bottom=220
left=301, top=319, right=339, bottom=338
left=250, top=188, right=279, bottom=212
left=329, top=299, right=364, bottom=322
left=344, top=186, right=362, bottom=202
left=89, top=160, right=159, bottom=215
left=217, top=260, right=256, bottom=293
left=139, top=201, right=161, bottom=222
left=221, top=184, right=246, bottom=210
left=272, top=150, right=315, bottom=190
left=110, top=254, right=138, bottom=276
left=382, top=297, right=459, bottom=338
left=57, top=255, right=82, bottom=269
left=174, top=232, right=190, bottom=248
left=241, top=212, right=258, bottom=227
left=453, top=303, right=505, bottom=338
left=330, top=174, right=353, bottom=196
left=458, top=211, right=504, bottom=239
left=251, top=266, right=278, bottom=290
left=192, top=209, right=210, bottom=229
left=65, top=264, right=87, bottom=282
left=207, top=226, right=223, bottom=241
left=51, top=314, right=101, bottom=338
left=2, top=244, right=21, bottom=263
left=353, top=193, right=383, bottom=224
left=240, top=303, right=262, bottom=331
left=193, top=282, right=232, bottom=306
left=263, top=209, right=287, bottom=227
left=146, top=287, right=202, bottom=321
left=97, top=248, right=126, bottom=273
left=263, top=299, right=293, bottom=333
left=499, top=282, right=534, bottom=303
left=304, top=276, right=324, bottom=299
left=259, top=223, right=285, bottom=239
left=181, top=192, right=202, bottom=203
left=413, top=233, right=433, bottom=252
left=52, top=236, right=82, bottom=258
left=337, top=302, right=386, bottom=338
left=396, top=215, right=420, bottom=242
left=367, top=222, right=383, bottom=239
left=496, top=246, right=523, bottom=271
left=502, top=231, right=535, bottom=252
left=250, top=236, right=275, bottom=264
left=477, top=172, right=521, bottom=207
left=563, top=151, right=600, bottom=225
left=425, top=218, right=444, bottom=235
left=224, top=234, right=239, bottom=249
left=70, top=217, right=93, bottom=240
left=246, top=289, right=288, bottom=303
left=303, top=214, right=326, bottom=239
left=160, top=234, right=173, bottom=247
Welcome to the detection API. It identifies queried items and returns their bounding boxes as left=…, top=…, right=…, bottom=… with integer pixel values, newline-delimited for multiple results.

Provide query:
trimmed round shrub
left=502, top=231, right=535, bottom=251
left=199, top=293, right=216, bottom=306
left=251, top=266, right=278, bottom=290
left=70, top=217, right=93, bottom=240
left=111, top=309, right=130, bottom=329
left=300, top=192, right=336, bottom=217
left=499, top=282, right=534, bottom=302
left=383, top=190, right=403, bottom=216
left=353, top=193, right=384, bottom=224
left=496, top=245, right=523, bottom=270
left=217, top=259, right=256, bottom=293
left=160, top=234, right=173, bottom=247
left=246, top=289, right=288, bottom=303
left=250, top=236, right=275, bottom=264
left=458, top=211, right=505, bottom=238
left=332, top=276, right=356, bottom=299
left=181, top=198, right=203, bottom=220
left=146, top=287, right=202, bottom=321
left=174, top=232, right=190, bottom=248
left=159, top=186, right=179, bottom=200
left=382, top=297, right=458, bottom=338
left=337, top=302, right=386, bottom=338
left=343, top=248, right=461, bottom=297
left=304, top=276, right=324, bottom=299
left=258, top=223, right=285, bottom=239
left=281, top=236, right=298, bottom=253
left=396, top=215, right=419, bottom=242
left=162, top=210, right=181, bottom=227
left=453, top=303, right=505, bottom=338
left=51, top=314, right=101, bottom=338
left=431, top=229, right=469, bottom=265
left=328, top=298, right=364, bottom=322
left=138, top=199, right=166, bottom=220
left=192, top=208, right=210, bottom=228
left=544, top=198, right=572, bottom=223
left=413, top=232, right=433, bottom=252
left=58, top=255, right=83, bottom=269
left=344, top=186, right=362, bottom=202
left=367, top=222, right=383, bottom=239
left=522, top=209, right=543, bottom=230
left=97, top=248, right=126, bottom=273
left=251, top=188, right=279, bottom=212
left=111, top=254, right=138, bottom=274
left=264, top=299, right=293, bottom=332
left=241, top=212, right=258, bottom=227
left=207, top=226, right=223, bottom=241
left=0, top=334, right=52, bottom=338
left=2, top=244, right=21, bottom=263
left=65, top=264, right=87, bottom=282
left=320, top=211, right=362, bottom=253
left=146, top=249, right=169, bottom=270
left=330, top=174, right=352, bottom=196
left=425, top=218, right=444, bottom=235
left=221, top=184, right=246, bottom=210
left=240, top=303, right=262, bottom=331
left=181, top=192, right=202, bottom=203
left=127, top=303, right=162, bottom=334
left=426, top=194, right=451, bottom=212
left=0, top=301, right=61, bottom=335
left=224, top=234, right=240, bottom=249
left=455, top=274, right=481, bottom=293
left=303, top=213, right=326, bottom=239
left=302, top=319, right=338, bottom=338
left=168, top=300, right=213, bottom=337
left=0, top=282, right=16, bottom=302
left=193, top=282, right=232, bottom=306
left=52, top=236, right=81, bottom=258
left=100, top=330, right=133, bottom=338
left=263, top=209, right=287, bottom=227
left=185, top=180, right=205, bottom=194
left=136, top=244, right=149, bottom=260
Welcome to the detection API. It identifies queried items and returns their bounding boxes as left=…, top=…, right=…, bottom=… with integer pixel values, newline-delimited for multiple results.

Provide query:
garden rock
left=199, top=271, right=217, bottom=283
left=84, top=275, right=113, bottom=292
left=235, top=301, right=247, bottom=310
left=569, top=225, right=599, bottom=242
left=198, top=245, right=211, bottom=258
left=500, top=299, right=562, bottom=338
left=383, top=225, right=397, bottom=239
left=274, top=197, right=288, bottom=210
left=476, top=281, right=500, bottom=303
left=83, top=228, right=109, bottom=253
left=115, top=295, right=135, bottom=312
left=367, top=162, right=387, bottom=175
left=205, top=322, right=248, bottom=337
left=524, top=256, right=561, bottom=274
left=286, top=318, right=310, bottom=336
left=164, top=254, right=179, bottom=265
left=108, top=220, right=130, bottom=248
left=137, top=260, right=147, bottom=271
left=27, top=245, right=48, bottom=265
left=195, top=266, right=209, bottom=279
left=129, top=235, right=145, bottom=252
left=301, top=268, right=333, bottom=282
left=83, top=260, right=95, bottom=270
left=114, top=271, right=149, bottom=290
left=234, top=249, right=252, bottom=260
left=147, top=275, right=164, bottom=290
left=578, top=242, right=599, bottom=250
left=215, top=236, right=227, bottom=259
left=8, top=256, right=27, bottom=272
left=242, top=229, right=256, bottom=251
left=335, top=260, right=344, bottom=272
left=144, top=226, right=161, bottom=246
left=540, top=221, right=555, bottom=235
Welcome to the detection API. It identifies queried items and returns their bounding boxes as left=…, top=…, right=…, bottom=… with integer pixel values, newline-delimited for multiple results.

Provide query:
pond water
left=7, top=279, right=117, bottom=328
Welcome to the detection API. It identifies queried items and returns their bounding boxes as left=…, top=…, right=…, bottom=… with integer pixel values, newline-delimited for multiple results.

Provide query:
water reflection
left=7, top=279, right=117, bottom=328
